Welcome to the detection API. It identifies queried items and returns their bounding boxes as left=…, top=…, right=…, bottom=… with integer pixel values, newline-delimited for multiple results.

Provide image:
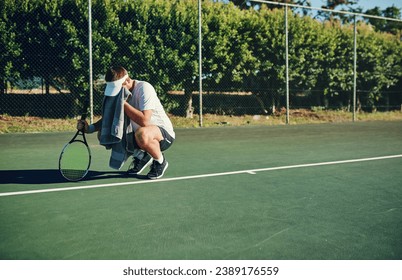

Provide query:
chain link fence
left=1, top=0, right=401, bottom=124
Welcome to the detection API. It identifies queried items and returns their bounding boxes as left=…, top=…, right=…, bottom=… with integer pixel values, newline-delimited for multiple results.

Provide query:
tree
left=107, top=0, right=200, bottom=117
left=318, top=21, right=354, bottom=108
left=227, top=0, right=250, bottom=9
left=365, top=5, right=402, bottom=35
left=1, top=0, right=401, bottom=117
left=0, top=0, right=21, bottom=94
left=356, top=23, right=402, bottom=111
left=202, top=1, right=254, bottom=90
left=318, top=0, right=359, bottom=22
left=240, top=7, right=288, bottom=112
left=323, top=0, right=357, bottom=10
left=12, top=0, right=65, bottom=94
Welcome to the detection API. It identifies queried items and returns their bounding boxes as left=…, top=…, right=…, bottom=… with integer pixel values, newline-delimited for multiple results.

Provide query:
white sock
left=156, top=154, right=164, bottom=164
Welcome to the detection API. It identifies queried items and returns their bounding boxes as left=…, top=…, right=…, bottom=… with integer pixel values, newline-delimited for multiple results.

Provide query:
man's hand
left=123, top=77, right=135, bottom=92
left=77, top=119, right=89, bottom=132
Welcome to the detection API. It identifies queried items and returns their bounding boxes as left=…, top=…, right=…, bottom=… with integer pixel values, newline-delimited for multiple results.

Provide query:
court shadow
left=0, top=169, right=64, bottom=184
left=0, top=169, right=148, bottom=184
left=86, top=170, right=150, bottom=181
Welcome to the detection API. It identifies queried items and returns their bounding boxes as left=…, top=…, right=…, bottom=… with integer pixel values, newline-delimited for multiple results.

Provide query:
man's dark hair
left=105, top=66, right=127, bottom=82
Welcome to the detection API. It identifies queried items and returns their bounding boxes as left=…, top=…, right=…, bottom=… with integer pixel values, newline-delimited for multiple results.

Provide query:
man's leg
left=127, top=126, right=163, bottom=176
left=134, top=126, right=164, bottom=160
left=134, top=126, right=170, bottom=179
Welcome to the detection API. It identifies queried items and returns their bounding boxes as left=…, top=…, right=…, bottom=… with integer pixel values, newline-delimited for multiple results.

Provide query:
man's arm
left=124, top=101, right=152, bottom=127
left=92, top=118, right=102, bottom=131
left=77, top=118, right=102, bottom=133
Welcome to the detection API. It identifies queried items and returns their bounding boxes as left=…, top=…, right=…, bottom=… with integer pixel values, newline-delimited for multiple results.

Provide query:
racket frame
left=59, top=108, right=92, bottom=181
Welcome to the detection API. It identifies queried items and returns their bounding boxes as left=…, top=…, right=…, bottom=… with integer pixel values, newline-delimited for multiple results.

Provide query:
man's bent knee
left=135, top=126, right=163, bottom=146
left=135, top=127, right=147, bottom=145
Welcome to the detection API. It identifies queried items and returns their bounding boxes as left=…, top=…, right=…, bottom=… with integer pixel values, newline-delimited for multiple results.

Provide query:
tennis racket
left=58, top=106, right=92, bottom=182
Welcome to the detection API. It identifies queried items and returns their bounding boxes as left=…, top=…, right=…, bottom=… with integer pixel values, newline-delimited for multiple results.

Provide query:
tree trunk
left=0, top=79, right=5, bottom=94
left=45, top=80, right=50, bottom=95
left=184, top=87, right=193, bottom=118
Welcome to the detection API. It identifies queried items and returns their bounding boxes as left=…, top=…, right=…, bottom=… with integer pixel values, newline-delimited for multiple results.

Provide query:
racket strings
left=60, top=168, right=88, bottom=181
left=59, top=140, right=91, bottom=181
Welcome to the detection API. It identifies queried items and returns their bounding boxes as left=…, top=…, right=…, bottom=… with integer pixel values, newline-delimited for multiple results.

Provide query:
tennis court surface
left=1, top=121, right=401, bottom=259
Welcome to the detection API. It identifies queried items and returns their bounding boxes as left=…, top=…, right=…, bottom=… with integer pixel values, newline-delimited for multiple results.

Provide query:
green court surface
left=0, top=121, right=401, bottom=260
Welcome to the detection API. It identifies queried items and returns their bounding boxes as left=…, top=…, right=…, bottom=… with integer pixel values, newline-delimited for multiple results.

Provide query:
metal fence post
left=88, top=0, right=94, bottom=124
left=353, top=15, right=357, bottom=122
left=198, top=0, right=203, bottom=127
left=285, top=6, right=290, bottom=125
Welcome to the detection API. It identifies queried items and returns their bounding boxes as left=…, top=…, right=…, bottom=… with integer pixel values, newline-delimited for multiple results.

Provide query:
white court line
left=1, top=154, right=402, bottom=197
